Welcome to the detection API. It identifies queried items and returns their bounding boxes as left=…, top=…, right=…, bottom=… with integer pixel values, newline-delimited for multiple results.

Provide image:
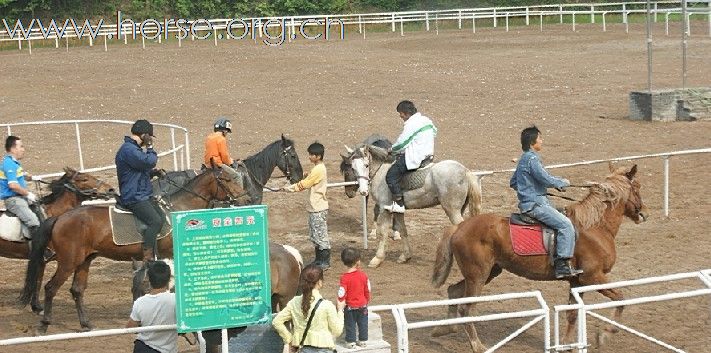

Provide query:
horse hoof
left=80, top=325, right=93, bottom=332
left=389, top=231, right=402, bottom=241
left=396, top=255, right=411, bottom=264
left=31, top=305, right=44, bottom=314
left=368, top=258, right=382, bottom=268
left=36, top=323, right=49, bottom=335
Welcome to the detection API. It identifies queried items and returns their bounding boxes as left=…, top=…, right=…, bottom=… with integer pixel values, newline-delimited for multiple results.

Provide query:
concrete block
left=629, top=87, right=711, bottom=121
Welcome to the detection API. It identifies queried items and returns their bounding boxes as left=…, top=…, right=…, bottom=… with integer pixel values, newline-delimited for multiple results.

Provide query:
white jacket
left=392, top=112, right=437, bottom=170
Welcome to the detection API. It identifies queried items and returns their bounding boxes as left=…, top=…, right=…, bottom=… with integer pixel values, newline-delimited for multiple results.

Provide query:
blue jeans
left=526, top=203, right=576, bottom=259
left=4, top=196, right=40, bottom=228
left=344, top=306, right=368, bottom=343
left=385, top=155, right=410, bottom=200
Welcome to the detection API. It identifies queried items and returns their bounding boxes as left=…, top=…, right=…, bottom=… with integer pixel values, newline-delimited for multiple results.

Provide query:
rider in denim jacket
left=510, top=126, right=583, bottom=279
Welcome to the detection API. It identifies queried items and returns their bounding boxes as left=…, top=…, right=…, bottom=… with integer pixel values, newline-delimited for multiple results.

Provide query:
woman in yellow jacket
left=273, top=264, right=345, bottom=353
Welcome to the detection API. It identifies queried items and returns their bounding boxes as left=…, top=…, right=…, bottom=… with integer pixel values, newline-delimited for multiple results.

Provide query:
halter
left=242, top=145, right=295, bottom=192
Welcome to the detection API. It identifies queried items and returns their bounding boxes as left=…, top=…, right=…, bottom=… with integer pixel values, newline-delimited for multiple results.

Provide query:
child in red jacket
left=338, top=247, right=371, bottom=349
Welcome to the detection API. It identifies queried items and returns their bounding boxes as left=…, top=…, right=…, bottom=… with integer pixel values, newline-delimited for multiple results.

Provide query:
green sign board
left=172, top=205, right=271, bottom=333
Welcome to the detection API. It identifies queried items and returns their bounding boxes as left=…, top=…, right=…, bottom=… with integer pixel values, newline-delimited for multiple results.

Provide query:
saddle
left=0, top=211, right=29, bottom=242
left=400, top=156, right=434, bottom=191
left=509, top=213, right=556, bottom=259
left=109, top=204, right=172, bottom=246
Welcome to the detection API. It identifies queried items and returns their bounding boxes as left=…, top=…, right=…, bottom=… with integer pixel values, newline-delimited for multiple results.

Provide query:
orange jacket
left=204, top=132, right=233, bottom=166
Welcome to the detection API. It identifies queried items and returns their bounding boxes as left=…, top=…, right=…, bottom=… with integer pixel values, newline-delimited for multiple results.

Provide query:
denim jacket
left=510, top=150, right=569, bottom=212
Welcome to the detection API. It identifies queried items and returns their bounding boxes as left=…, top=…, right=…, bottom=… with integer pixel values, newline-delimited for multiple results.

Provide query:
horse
left=431, top=164, right=646, bottom=352
left=235, top=134, right=304, bottom=204
left=131, top=243, right=303, bottom=353
left=340, top=134, right=402, bottom=240
left=1, top=167, right=114, bottom=313
left=19, top=166, right=246, bottom=333
left=343, top=143, right=482, bottom=267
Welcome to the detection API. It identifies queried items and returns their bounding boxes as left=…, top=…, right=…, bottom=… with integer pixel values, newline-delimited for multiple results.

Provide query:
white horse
left=344, top=144, right=482, bottom=267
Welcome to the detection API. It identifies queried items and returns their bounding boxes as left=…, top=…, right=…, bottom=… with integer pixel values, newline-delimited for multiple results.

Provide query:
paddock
left=0, top=21, right=710, bottom=353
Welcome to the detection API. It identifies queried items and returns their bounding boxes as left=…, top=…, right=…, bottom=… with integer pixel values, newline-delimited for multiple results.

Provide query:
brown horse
left=1, top=167, right=113, bottom=312
left=131, top=242, right=303, bottom=353
left=431, top=164, right=646, bottom=352
left=20, top=167, right=246, bottom=333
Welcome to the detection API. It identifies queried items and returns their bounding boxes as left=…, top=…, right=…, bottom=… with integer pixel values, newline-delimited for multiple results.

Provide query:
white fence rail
left=370, top=291, right=550, bottom=353
left=0, top=120, right=191, bottom=179
left=4, top=269, right=708, bottom=351
left=2, top=1, right=710, bottom=52
left=552, top=269, right=711, bottom=352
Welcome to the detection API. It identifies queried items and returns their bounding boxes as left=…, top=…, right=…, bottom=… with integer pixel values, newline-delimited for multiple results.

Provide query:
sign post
left=172, top=205, right=271, bottom=335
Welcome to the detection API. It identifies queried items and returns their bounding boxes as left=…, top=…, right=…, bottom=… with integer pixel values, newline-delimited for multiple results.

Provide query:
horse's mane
left=566, top=174, right=632, bottom=230
left=243, top=138, right=292, bottom=183
left=40, top=173, right=74, bottom=204
left=367, top=145, right=395, bottom=163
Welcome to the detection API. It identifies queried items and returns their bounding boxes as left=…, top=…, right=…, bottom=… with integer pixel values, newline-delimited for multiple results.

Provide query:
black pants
left=133, top=339, right=160, bottom=353
left=385, top=155, right=412, bottom=200
left=344, top=306, right=369, bottom=343
left=125, top=199, right=165, bottom=252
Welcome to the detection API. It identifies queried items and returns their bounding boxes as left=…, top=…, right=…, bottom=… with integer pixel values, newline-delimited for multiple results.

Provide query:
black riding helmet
left=214, top=118, right=232, bottom=133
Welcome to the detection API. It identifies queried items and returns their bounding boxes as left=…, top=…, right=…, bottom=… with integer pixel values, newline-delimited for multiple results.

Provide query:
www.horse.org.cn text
left=1, top=10, right=346, bottom=47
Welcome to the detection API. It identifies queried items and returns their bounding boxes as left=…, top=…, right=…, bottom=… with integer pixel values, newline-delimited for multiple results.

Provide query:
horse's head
left=63, top=167, right=115, bottom=198
left=212, top=165, right=250, bottom=204
left=348, top=145, right=371, bottom=196
left=616, top=164, right=647, bottom=224
left=276, top=134, right=304, bottom=184
left=340, top=145, right=358, bottom=198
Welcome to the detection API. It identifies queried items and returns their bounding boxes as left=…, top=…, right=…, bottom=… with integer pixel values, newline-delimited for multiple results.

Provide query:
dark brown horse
left=20, top=167, right=246, bottom=333
left=1, top=167, right=113, bottom=312
left=431, top=164, right=646, bottom=352
left=131, top=242, right=303, bottom=353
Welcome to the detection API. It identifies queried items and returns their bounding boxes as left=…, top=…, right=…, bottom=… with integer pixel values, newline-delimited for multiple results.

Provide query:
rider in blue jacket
left=510, top=126, right=582, bottom=279
left=116, top=120, right=165, bottom=262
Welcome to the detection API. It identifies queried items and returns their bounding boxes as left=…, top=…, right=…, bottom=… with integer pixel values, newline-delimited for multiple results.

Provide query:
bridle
left=157, top=169, right=249, bottom=209
left=37, top=176, right=115, bottom=204
left=243, top=145, right=295, bottom=192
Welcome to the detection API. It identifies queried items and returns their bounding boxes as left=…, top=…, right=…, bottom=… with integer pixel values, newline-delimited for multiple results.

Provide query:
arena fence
left=552, top=269, right=711, bottom=352
left=1, top=1, right=710, bottom=53
left=0, top=120, right=191, bottom=179
left=3, top=269, right=709, bottom=352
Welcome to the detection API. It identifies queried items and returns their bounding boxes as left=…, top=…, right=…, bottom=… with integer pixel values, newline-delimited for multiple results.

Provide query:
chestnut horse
left=20, top=166, right=246, bottom=333
left=431, top=164, right=646, bottom=352
left=1, top=167, right=113, bottom=312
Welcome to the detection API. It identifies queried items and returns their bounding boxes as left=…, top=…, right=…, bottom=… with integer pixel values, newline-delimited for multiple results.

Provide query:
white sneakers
left=383, top=201, right=405, bottom=214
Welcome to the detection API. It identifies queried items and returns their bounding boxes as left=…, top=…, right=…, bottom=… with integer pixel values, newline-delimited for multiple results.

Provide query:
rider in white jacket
left=384, top=101, right=437, bottom=213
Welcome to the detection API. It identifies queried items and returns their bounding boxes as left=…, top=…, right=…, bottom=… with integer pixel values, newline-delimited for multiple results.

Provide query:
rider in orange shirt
left=204, top=117, right=235, bottom=167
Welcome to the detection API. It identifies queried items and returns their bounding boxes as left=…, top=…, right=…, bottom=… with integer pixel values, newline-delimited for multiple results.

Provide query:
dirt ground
left=1, top=21, right=710, bottom=353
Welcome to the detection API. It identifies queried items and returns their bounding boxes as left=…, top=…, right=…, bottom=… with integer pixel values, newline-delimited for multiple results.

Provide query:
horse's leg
left=431, top=279, right=465, bottom=337
left=31, top=262, right=47, bottom=314
left=367, top=212, right=391, bottom=268
left=458, top=278, right=488, bottom=353
left=369, top=201, right=378, bottom=240
left=595, top=282, right=625, bottom=348
left=69, top=256, right=96, bottom=331
left=39, top=262, right=75, bottom=334
left=395, top=213, right=411, bottom=264
left=563, top=280, right=582, bottom=347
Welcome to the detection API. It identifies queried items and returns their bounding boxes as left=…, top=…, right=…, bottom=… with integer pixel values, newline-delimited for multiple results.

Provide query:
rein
left=547, top=192, right=579, bottom=202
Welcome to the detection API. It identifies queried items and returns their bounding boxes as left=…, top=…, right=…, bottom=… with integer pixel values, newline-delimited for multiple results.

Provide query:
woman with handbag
left=273, top=263, right=345, bottom=353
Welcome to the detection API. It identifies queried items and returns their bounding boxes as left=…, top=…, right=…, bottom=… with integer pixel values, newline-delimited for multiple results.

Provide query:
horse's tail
left=464, top=171, right=483, bottom=217
left=432, top=224, right=458, bottom=288
left=19, top=216, right=57, bottom=306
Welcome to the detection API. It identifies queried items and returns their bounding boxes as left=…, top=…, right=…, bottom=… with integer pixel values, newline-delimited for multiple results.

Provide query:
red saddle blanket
left=509, top=223, right=547, bottom=256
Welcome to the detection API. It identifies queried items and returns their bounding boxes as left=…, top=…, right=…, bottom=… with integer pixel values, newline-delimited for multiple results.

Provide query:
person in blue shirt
left=116, top=120, right=165, bottom=262
left=510, top=126, right=582, bottom=279
left=1, top=136, right=42, bottom=240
